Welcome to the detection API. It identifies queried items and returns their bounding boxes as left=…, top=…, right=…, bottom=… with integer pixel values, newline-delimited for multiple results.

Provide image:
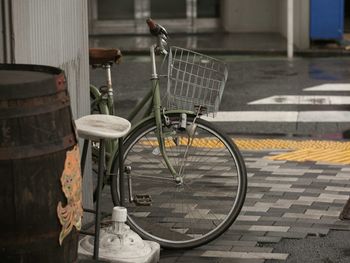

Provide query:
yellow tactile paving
left=142, top=138, right=225, bottom=148
left=140, top=137, right=350, bottom=165
left=235, top=138, right=350, bottom=165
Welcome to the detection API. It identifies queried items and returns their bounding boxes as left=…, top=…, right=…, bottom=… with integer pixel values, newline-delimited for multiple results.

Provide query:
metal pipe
left=80, top=139, right=89, bottom=176
left=1, top=0, right=13, bottom=63
left=94, top=139, right=105, bottom=260
left=150, top=44, right=158, bottom=79
left=118, top=137, right=124, bottom=207
left=287, top=0, right=294, bottom=59
left=9, top=0, right=14, bottom=62
left=1, top=0, right=7, bottom=62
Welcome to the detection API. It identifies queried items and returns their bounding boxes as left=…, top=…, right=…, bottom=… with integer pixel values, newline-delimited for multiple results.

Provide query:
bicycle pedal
left=134, top=194, right=152, bottom=206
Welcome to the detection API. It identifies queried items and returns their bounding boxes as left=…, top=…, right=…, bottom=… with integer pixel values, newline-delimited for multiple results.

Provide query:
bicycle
left=88, top=18, right=247, bottom=249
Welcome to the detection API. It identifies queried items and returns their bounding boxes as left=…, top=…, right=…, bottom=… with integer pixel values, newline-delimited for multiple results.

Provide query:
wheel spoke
left=110, top=115, right=247, bottom=249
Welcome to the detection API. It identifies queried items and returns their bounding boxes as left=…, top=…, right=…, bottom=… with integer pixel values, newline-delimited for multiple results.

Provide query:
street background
left=90, top=47, right=350, bottom=262
left=90, top=54, right=350, bottom=138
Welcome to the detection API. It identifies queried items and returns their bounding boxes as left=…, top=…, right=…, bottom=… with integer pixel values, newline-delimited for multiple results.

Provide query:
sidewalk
left=158, top=137, right=350, bottom=262
left=96, top=137, right=350, bottom=263
left=88, top=33, right=350, bottom=262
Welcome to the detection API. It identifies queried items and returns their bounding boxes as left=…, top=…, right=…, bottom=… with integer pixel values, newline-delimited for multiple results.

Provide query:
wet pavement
left=89, top=33, right=350, bottom=56
left=86, top=34, right=350, bottom=262
left=89, top=33, right=287, bottom=54
left=94, top=140, right=350, bottom=263
left=90, top=55, right=350, bottom=138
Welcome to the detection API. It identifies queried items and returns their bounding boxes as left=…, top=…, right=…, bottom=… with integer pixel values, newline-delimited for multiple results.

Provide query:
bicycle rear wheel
left=110, top=114, right=247, bottom=249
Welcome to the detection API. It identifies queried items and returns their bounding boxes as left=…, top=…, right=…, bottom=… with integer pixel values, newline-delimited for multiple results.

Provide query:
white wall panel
left=10, top=0, right=93, bottom=218
left=11, top=0, right=90, bottom=118
left=222, top=0, right=279, bottom=32
left=0, top=1, right=3, bottom=63
left=222, top=0, right=309, bottom=49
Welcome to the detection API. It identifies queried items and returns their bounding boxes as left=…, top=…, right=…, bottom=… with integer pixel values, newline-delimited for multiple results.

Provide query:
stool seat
left=76, top=114, right=131, bottom=260
left=75, top=114, right=131, bottom=140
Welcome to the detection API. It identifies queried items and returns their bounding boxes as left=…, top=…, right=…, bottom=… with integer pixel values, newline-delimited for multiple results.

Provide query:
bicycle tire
left=110, top=114, right=247, bottom=249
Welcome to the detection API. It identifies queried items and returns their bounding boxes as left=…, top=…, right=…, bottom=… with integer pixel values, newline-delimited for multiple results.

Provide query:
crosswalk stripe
left=304, top=83, right=350, bottom=92
left=248, top=95, right=350, bottom=105
left=204, top=111, right=350, bottom=122
left=212, top=83, right=349, bottom=124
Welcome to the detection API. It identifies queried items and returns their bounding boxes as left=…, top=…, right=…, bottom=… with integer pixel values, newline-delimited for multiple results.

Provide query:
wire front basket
left=166, top=46, right=228, bottom=117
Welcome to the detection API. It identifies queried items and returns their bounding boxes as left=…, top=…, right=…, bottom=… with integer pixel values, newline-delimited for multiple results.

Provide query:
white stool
left=75, top=114, right=131, bottom=261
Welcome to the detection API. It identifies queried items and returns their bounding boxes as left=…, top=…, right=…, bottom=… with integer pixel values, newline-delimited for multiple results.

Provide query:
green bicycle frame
left=90, top=45, right=195, bottom=180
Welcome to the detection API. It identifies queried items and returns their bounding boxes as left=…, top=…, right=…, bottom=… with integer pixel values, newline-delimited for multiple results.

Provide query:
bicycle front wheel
left=110, top=114, right=247, bottom=249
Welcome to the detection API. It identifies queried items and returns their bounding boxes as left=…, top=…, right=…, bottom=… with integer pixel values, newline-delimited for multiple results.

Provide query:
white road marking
left=304, top=83, right=350, bottom=92
left=212, top=84, right=350, bottom=123
left=204, top=111, right=350, bottom=122
left=248, top=95, right=350, bottom=105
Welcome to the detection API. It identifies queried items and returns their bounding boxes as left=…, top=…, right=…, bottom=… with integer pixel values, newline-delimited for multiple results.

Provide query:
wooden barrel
left=0, top=64, right=80, bottom=263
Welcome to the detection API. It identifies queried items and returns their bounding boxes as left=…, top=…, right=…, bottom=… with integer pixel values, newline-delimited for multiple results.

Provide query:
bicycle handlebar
left=146, top=18, right=168, bottom=55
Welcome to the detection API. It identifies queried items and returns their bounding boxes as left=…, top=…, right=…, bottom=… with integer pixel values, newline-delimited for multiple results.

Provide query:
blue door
left=310, top=0, right=344, bottom=40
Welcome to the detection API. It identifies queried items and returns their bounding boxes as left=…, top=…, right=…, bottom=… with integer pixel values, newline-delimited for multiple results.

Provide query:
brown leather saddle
left=89, top=48, right=122, bottom=66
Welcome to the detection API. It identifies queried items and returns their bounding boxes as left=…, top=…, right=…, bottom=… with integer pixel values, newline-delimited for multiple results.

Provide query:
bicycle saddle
left=89, top=48, right=122, bottom=66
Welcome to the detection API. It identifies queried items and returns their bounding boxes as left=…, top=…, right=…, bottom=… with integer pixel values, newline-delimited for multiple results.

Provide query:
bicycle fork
left=124, top=45, right=201, bottom=205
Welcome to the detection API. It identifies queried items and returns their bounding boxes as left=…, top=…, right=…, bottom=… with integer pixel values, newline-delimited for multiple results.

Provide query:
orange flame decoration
left=57, top=145, right=83, bottom=245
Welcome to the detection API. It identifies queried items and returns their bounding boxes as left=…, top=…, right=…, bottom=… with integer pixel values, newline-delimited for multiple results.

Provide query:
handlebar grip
left=146, top=18, right=159, bottom=36
left=146, top=18, right=156, bottom=30
left=146, top=18, right=169, bottom=55
left=146, top=18, right=168, bottom=38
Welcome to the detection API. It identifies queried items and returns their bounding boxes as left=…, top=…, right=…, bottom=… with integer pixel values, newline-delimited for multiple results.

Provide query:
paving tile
left=176, top=256, right=218, bottom=263
left=242, top=206, right=270, bottom=213
left=288, top=227, right=329, bottom=236
left=202, top=251, right=289, bottom=260
left=159, top=257, right=179, bottom=263
left=239, top=236, right=282, bottom=243
left=283, top=213, right=321, bottom=220
left=309, top=202, right=330, bottom=210
left=248, top=182, right=292, bottom=188
left=262, top=192, right=285, bottom=198
left=124, top=148, right=350, bottom=262
left=196, top=245, right=233, bottom=251
left=230, top=246, right=274, bottom=253
left=265, top=176, right=299, bottom=182
left=267, top=208, right=291, bottom=214
left=260, top=216, right=296, bottom=223
left=254, top=202, right=291, bottom=209
left=288, top=204, right=309, bottom=213
left=272, top=221, right=313, bottom=228
left=297, top=196, right=334, bottom=204
left=237, top=220, right=275, bottom=226
left=270, top=187, right=305, bottom=193
left=249, top=225, right=289, bottom=232
left=218, top=259, right=265, bottom=263
left=236, top=215, right=261, bottom=222
left=280, top=193, right=300, bottom=200
left=210, top=240, right=257, bottom=247
left=305, top=209, right=340, bottom=217
left=266, top=231, right=308, bottom=239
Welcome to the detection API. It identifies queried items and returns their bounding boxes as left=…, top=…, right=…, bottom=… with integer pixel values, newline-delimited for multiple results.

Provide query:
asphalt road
left=90, top=55, right=350, bottom=138
left=88, top=55, right=350, bottom=262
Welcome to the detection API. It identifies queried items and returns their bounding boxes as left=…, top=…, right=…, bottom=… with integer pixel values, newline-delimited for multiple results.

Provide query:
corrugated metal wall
left=9, top=0, right=93, bottom=217
left=0, top=1, right=3, bottom=63
left=0, top=0, right=12, bottom=63
left=11, top=0, right=90, bottom=119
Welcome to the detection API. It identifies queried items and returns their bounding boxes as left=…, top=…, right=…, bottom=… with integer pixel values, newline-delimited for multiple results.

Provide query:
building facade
left=88, top=0, right=310, bottom=49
